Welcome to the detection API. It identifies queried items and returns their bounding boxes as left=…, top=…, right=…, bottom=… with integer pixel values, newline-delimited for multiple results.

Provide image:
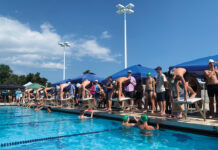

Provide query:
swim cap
left=147, top=72, right=151, bottom=76
left=76, top=83, right=81, bottom=88
left=170, top=69, right=175, bottom=76
left=140, top=114, right=148, bottom=123
left=122, top=115, right=129, bottom=122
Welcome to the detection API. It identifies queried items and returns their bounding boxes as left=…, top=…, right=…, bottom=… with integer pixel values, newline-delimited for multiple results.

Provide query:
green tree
left=0, top=64, right=13, bottom=84
left=0, top=64, right=48, bottom=86
left=83, top=70, right=91, bottom=75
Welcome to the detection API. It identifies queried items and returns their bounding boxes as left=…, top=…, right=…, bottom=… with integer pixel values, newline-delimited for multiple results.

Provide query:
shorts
left=106, top=91, right=112, bottom=100
left=184, top=71, right=190, bottom=82
left=207, top=84, right=218, bottom=98
left=157, top=92, right=165, bottom=101
left=125, top=91, right=134, bottom=98
left=146, top=89, right=153, bottom=94
left=165, top=89, right=170, bottom=101
left=135, top=92, right=143, bottom=99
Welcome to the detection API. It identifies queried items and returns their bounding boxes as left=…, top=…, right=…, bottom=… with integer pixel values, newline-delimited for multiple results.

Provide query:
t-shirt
left=95, top=85, right=100, bottom=93
left=16, top=90, right=22, bottom=97
left=156, top=74, right=167, bottom=93
left=69, top=84, right=75, bottom=96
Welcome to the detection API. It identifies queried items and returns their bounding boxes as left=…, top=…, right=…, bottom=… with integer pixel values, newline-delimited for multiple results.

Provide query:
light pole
left=116, top=3, right=134, bottom=69
left=58, top=42, right=71, bottom=80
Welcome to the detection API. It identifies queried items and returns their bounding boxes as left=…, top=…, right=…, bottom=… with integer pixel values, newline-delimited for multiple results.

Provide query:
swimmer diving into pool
left=170, top=68, right=196, bottom=101
left=79, top=79, right=92, bottom=99
left=111, top=77, right=130, bottom=101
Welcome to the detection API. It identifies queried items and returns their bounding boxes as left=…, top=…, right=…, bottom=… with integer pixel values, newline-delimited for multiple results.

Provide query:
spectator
left=103, top=76, right=113, bottom=111
left=155, top=66, right=168, bottom=116
left=124, top=70, right=136, bottom=109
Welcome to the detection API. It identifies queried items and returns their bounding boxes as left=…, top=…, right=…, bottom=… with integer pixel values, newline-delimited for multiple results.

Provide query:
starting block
left=172, top=98, right=205, bottom=121
left=112, top=97, right=134, bottom=112
left=79, top=97, right=95, bottom=109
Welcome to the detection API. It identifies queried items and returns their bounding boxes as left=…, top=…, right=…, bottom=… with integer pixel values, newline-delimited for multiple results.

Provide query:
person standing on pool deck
left=204, top=59, right=218, bottom=119
left=124, top=70, right=136, bottom=110
left=155, top=66, right=168, bottom=116
left=144, top=72, right=156, bottom=113
left=16, top=88, right=22, bottom=103
left=103, top=76, right=113, bottom=111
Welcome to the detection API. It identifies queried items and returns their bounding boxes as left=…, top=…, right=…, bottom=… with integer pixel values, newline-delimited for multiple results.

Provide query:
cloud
left=101, top=31, right=111, bottom=39
left=0, top=16, right=118, bottom=71
left=70, top=39, right=117, bottom=62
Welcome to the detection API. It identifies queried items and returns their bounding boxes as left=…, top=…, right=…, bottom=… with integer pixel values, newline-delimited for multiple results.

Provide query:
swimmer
left=34, top=106, right=43, bottom=111
left=78, top=110, right=94, bottom=119
left=47, top=107, right=52, bottom=113
left=144, top=72, right=156, bottom=113
left=60, top=82, right=71, bottom=100
left=134, top=114, right=159, bottom=131
left=79, top=79, right=92, bottom=99
left=121, top=115, right=136, bottom=127
left=112, top=77, right=130, bottom=100
left=169, top=68, right=196, bottom=101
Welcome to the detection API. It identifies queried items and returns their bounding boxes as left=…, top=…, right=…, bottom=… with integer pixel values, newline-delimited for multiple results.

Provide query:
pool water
left=0, top=106, right=217, bottom=150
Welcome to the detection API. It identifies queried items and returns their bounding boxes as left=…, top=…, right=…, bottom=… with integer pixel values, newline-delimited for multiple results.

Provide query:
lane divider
left=0, top=128, right=121, bottom=147
left=0, top=118, right=80, bottom=126
left=0, top=115, right=32, bottom=120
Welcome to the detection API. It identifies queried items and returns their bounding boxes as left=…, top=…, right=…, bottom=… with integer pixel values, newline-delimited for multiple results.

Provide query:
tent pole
left=203, top=83, right=206, bottom=121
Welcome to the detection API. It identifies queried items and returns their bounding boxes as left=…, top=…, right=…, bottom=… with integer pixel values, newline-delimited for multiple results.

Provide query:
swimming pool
left=0, top=106, right=217, bottom=150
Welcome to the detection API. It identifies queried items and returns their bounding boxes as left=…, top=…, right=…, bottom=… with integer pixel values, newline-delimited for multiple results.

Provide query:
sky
left=0, top=0, right=218, bottom=83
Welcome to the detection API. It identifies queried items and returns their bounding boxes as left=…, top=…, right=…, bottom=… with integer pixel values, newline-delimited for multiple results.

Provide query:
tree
left=0, top=64, right=13, bottom=84
left=0, top=64, right=48, bottom=86
left=83, top=70, right=91, bottom=75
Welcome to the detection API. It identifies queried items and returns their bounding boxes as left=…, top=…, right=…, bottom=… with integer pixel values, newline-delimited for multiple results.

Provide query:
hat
left=155, top=66, right=162, bottom=70
left=209, top=59, right=215, bottom=64
left=140, top=114, right=148, bottom=123
left=147, top=72, right=151, bottom=76
left=76, top=83, right=81, bottom=88
left=95, top=80, right=98, bottom=83
left=122, top=115, right=129, bottom=122
left=128, top=70, right=132, bottom=73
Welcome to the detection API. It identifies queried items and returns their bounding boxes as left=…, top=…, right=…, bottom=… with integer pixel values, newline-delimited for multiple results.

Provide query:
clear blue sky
left=0, top=0, right=218, bottom=83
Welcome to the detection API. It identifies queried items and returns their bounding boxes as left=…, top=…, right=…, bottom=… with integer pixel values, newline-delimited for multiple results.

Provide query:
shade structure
left=70, top=73, right=104, bottom=83
left=0, top=83, right=25, bottom=90
left=169, top=55, right=218, bottom=78
left=103, top=64, right=156, bottom=83
left=26, top=83, right=44, bottom=91
left=23, top=82, right=32, bottom=87
left=50, top=79, right=72, bottom=87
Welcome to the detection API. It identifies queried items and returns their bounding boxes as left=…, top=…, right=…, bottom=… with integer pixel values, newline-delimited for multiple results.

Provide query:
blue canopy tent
left=70, top=73, right=104, bottom=83
left=103, top=64, right=156, bottom=83
left=169, top=55, right=218, bottom=78
left=50, top=79, right=72, bottom=87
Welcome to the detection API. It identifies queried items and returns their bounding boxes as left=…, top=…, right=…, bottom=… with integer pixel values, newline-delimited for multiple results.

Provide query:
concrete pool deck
left=0, top=103, right=217, bottom=136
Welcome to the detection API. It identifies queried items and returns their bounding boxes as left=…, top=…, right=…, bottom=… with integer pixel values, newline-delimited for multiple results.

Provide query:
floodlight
left=58, top=42, right=64, bottom=47
left=116, top=4, right=125, bottom=10
left=116, top=10, right=124, bottom=15
left=126, top=3, right=134, bottom=9
left=64, top=42, right=71, bottom=47
left=126, top=9, right=134, bottom=14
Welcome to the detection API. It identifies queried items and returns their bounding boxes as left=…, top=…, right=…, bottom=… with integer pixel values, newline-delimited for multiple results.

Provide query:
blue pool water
left=0, top=106, right=217, bottom=150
